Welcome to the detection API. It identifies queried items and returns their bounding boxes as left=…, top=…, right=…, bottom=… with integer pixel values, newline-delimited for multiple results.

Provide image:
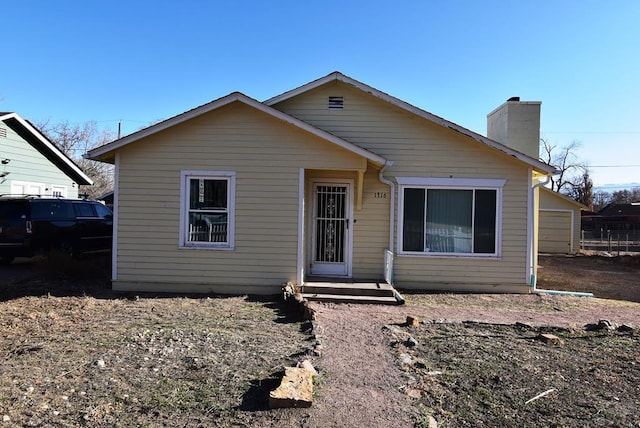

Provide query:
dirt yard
left=537, top=252, right=640, bottom=302
left=0, top=254, right=639, bottom=427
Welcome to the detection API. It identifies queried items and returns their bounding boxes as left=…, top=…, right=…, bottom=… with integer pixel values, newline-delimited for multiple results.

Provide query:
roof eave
left=265, top=72, right=555, bottom=175
left=1, top=113, right=93, bottom=185
left=87, top=92, right=387, bottom=166
left=540, top=186, right=588, bottom=210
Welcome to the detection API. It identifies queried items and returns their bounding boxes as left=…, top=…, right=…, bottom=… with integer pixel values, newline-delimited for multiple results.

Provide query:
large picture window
left=398, top=178, right=504, bottom=256
left=180, top=171, right=235, bottom=249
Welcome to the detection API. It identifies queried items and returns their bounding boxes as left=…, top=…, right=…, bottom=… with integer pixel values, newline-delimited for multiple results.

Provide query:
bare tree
left=566, top=170, right=594, bottom=210
left=37, top=120, right=100, bottom=159
left=74, top=159, right=112, bottom=199
left=610, top=187, right=640, bottom=204
left=592, top=190, right=611, bottom=213
left=540, top=139, right=588, bottom=194
left=37, top=120, right=114, bottom=199
left=590, top=187, right=640, bottom=212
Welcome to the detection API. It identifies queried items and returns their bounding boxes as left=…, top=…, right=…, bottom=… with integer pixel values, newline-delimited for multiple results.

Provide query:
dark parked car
left=0, top=196, right=113, bottom=264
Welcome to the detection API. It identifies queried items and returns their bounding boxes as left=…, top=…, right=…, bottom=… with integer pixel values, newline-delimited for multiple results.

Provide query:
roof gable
left=265, top=72, right=557, bottom=175
left=88, top=92, right=386, bottom=166
left=540, top=186, right=587, bottom=210
left=0, top=113, right=93, bottom=185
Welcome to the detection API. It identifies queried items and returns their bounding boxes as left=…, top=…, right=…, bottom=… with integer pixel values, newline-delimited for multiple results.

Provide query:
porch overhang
left=304, top=158, right=383, bottom=211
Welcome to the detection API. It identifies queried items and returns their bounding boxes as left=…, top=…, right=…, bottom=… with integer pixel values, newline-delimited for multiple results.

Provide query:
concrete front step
left=302, top=282, right=396, bottom=297
left=300, top=293, right=400, bottom=305
left=301, top=282, right=404, bottom=305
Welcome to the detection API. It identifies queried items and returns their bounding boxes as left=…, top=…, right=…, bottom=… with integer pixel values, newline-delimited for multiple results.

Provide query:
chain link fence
left=580, top=230, right=640, bottom=253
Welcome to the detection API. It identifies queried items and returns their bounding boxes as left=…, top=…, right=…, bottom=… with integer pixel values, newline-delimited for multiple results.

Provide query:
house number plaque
left=374, top=192, right=387, bottom=199
left=199, top=179, right=205, bottom=203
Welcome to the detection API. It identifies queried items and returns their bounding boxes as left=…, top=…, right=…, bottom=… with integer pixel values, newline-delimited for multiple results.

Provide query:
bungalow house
left=0, top=112, right=92, bottom=198
left=87, top=72, right=556, bottom=295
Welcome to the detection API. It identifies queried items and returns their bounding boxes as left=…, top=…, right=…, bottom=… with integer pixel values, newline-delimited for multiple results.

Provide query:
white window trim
left=51, top=185, right=67, bottom=198
left=396, top=177, right=506, bottom=188
left=179, top=170, right=236, bottom=250
left=397, top=177, right=505, bottom=258
left=10, top=180, right=46, bottom=196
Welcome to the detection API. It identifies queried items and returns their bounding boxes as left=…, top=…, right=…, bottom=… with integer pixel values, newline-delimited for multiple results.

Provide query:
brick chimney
left=487, top=97, right=541, bottom=160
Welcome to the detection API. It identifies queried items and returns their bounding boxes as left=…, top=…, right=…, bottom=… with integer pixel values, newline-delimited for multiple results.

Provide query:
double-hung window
left=398, top=177, right=504, bottom=257
left=180, top=171, right=235, bottom=249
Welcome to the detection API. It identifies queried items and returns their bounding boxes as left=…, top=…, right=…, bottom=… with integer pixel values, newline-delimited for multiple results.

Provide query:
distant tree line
left=36, top=120, right=114, bottom=200
left=592, top=187, right=640, bottom=212
left=540, top=139, right=638, bottom=212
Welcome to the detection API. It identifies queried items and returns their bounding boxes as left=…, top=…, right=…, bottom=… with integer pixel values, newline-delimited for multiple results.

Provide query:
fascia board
left=1, top=113, right=93, bottom=185
left=88, top=92, right=387, bottom=166
left=540, top=186, right=588, bottom=210
left=265, top=72, right=557, bottom=175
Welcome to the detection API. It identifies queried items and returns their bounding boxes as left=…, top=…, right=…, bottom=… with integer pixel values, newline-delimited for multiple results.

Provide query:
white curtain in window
left=426, top=189, right=472, bottom=253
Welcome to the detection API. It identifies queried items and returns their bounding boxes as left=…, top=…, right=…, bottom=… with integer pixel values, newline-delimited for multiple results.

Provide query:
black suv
left=0, top=197, right=113, bottom=264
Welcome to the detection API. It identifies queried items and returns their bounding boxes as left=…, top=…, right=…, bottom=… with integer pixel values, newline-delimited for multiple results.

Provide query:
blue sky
left=3, top=1, right=639, bottom=188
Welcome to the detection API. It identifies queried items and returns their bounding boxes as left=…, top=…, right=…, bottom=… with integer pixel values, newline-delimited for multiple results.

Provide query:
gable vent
left=328, top=96, right=344, bottom=110
left=0, top=127, right=6, bottom=138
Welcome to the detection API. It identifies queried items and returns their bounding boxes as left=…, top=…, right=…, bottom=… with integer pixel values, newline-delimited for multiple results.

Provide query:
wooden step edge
left=301, top=293, right=400, bottom=305
left=301, top=287, right=396, bottom=298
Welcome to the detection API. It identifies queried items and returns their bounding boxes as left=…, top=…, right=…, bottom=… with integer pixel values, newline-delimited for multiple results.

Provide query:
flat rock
left=405, top=388, right=421, bottom=398
left=297, top=359, right=318, bottom=376
left=617, top=324, right=634, bottom=333
left=399, top=353, right=413, bottom=365
left=537, top=333, right=564, bottom=346
left=405, top=316, right=420, bottom=327
left=269, top=367, right=314, bottom=409
left=427, top=415, right=438, bottom=428
left=585, top=319, right=618, bottom=332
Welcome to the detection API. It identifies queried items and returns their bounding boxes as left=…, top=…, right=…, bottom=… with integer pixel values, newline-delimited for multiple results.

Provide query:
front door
left=309, top=181, right=353, bottom=276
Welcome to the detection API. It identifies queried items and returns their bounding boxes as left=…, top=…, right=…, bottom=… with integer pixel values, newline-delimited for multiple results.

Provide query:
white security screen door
left=310, top=182, right=352, bottom=276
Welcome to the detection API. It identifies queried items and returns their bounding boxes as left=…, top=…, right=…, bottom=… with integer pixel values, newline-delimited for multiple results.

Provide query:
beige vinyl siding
left=274, top=82, right=532, bottom=291
left=351, top=166, right=391, bottom=278
left=539, top=189, right=581, bottom=254
left=539, top=211, right=572, bottom=253
left=114, top=101, right=367, bottom=293
left=395, top=162, right=530, bottom=291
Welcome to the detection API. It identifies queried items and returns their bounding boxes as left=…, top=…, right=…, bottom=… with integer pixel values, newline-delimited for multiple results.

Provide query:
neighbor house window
left=180, top=171, right=235, bottom=249
left=398, top=178, right=504, bottom=257
left=51, top=186, right=67, bottom=197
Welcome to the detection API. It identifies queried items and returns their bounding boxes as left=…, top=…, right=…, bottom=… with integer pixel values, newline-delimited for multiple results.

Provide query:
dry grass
left=398, top=321, right=640, bottom=427
left=537, top=253, right=640, bottom=302
left=0, top=261, right=311, bottom=427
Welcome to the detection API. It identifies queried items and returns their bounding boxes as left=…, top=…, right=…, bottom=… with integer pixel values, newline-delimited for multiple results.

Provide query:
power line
left=95, top=119, right=148, bottom=124
left=595, top=185, right=640, bottom=190
left=544, top=131, right=640, bottom=134
left=589, top=165, right=640, bottom=168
